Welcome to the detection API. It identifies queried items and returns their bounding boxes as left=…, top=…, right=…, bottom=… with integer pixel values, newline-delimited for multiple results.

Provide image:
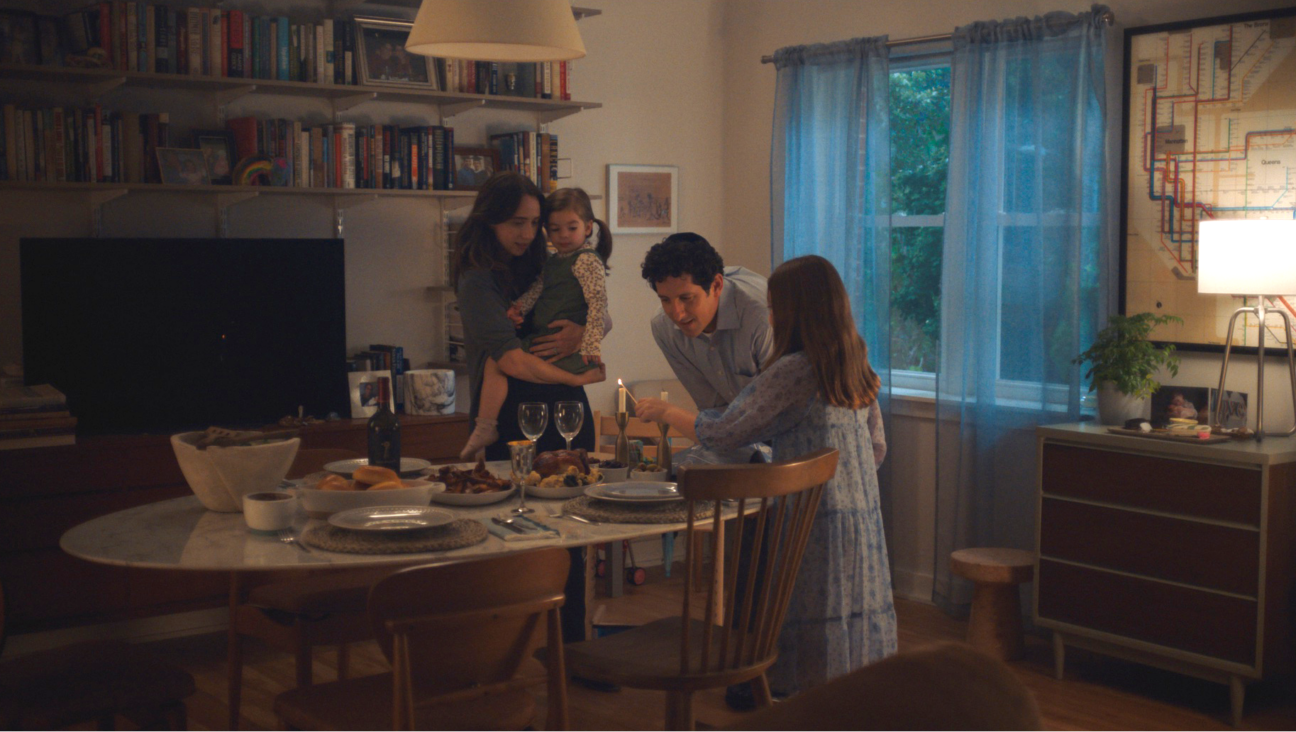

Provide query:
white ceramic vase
left=1096, top=382, right=1149, bottom=426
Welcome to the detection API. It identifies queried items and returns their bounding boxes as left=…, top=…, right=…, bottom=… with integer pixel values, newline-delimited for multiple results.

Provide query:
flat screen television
left=20, top=237, right=349, bottom=435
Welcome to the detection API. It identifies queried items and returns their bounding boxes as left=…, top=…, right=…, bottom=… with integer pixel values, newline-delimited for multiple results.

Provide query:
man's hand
left=530, top=319, right=584, bottom=362
left=634, top=397, right=670, bottom=423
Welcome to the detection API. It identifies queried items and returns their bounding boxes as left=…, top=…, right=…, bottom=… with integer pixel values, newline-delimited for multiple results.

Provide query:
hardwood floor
left=133, top=564, right=1296, bottom=730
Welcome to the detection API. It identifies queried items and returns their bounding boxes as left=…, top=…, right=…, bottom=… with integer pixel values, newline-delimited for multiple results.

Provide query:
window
left=889, top=63, right=949, bottom=384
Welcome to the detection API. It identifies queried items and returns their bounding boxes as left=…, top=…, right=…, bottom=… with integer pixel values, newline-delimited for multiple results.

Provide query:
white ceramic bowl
left=296, top=479, right=444, bottom=518
left=598, top=465, right=630, bottom=484
left=631, top=469, right=669, bottom=482
left=170, top=431, right=301, bottom=512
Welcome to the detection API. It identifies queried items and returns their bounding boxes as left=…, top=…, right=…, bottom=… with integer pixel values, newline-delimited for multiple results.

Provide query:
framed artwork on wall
left=354, top=16, right=436, bottom=89
left=608, top=164, right=678, bottom=234
left=1120, top=7, right=1296, bottom=354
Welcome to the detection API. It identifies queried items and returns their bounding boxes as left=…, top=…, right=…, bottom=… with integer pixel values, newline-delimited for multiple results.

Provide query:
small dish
left=599, top=465, right=630, bottom=483
left=431, top=485, right=518, bottom=506
left=631, top=469, right=669, bottom=482
left=328, top=506, right=454, bottom=532
left=585, top=482, right=681, bottom=503
left=322, top=457, right=433, bottom=478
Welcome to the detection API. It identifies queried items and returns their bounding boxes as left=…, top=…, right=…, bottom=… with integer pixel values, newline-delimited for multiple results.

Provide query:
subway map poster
left=1123, top=10, right=1296, bottom=350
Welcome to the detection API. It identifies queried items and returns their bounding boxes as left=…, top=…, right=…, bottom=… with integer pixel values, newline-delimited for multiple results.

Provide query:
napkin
left=482, top=519, right=560, bottom=542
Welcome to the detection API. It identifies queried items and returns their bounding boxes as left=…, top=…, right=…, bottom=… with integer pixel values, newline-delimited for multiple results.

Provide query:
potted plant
left=1073, top=313, right=1183, bottom=425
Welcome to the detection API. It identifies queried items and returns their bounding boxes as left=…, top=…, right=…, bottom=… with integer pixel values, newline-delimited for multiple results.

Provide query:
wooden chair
left=273, top=548, right=571, bottom=731
left=559, top=448, right=839, bottom=730
left=0, top=581, right=196, bottom=730
left=228, top=447, right=398, bottom=729
left=721, top=642, right=1043, bottom=731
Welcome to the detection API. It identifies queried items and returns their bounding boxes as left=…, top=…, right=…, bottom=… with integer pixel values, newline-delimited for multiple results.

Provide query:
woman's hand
left=505, top=304, right=525, bottom=328
left=567, top=362, right=606, bottom=387
left=530, top=319, right=584, bottom=362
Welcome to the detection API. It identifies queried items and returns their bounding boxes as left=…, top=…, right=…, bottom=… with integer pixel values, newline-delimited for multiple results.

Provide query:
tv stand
left=0, top=414, right=468, bottom=635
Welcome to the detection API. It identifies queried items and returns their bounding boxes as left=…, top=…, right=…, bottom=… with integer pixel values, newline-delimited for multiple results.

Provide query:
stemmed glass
left=514, top=402, right=548, bottom=514
left=554, top=401, right=584, bottom=452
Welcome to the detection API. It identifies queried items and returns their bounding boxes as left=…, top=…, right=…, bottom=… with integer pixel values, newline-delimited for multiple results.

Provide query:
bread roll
left=366, top=480, right=403, bottom=491
left=354, top=465, right=401, bottom=485
left=318, top=474, right=354, bottom=491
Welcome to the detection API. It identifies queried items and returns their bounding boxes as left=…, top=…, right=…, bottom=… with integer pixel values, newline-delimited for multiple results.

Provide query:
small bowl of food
left=630, top=462, right=669, bottom=482
left=596, top=459, right=629, bottom=484
left=296, top=465, right=444, bottom=518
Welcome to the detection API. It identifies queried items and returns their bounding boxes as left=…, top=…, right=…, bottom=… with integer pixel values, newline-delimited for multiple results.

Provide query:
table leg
left=227, top=572, right=245, bottom=731
left=607, top=540, right=624, bottom=598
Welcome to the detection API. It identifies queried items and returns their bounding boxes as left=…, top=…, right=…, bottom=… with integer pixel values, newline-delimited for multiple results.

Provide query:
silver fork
left=547, top=507, right=597, bottom=525
left=278, top=529, right=312, bottom=553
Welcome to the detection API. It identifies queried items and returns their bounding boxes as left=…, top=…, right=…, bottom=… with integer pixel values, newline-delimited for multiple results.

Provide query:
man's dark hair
left=640, top=233, right=725, bottom=293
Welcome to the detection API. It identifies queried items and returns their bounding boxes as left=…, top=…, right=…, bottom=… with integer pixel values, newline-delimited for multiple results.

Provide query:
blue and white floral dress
left=693, top=352, right=897, bottom=694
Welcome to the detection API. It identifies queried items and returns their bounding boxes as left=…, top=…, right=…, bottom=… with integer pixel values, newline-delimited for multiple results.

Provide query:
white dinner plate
left=431, top=485, right=518, bottom=506
left=323, top=457, right=433, bottom=478
left=585, top=482, right=681, bottom=503
left=327, top=506, right=454, bottom=532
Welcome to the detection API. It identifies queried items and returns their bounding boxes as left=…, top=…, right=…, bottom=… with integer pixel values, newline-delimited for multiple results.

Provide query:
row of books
left=349, top=345, right=409, bottom=412
left=0, top=4, right=575, bottom=99
left=490, top=132, right=561, bottom=194
left=0, top=384, right=75, bottom=450
left=227, top=116, right=458, bottom=190
left=0, top=104, right=169, bottom=184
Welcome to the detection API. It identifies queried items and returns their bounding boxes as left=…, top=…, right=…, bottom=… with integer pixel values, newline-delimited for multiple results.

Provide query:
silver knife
left=519, top=515, right=558, bottom=533
left=492, top=517, right=526, bottom=534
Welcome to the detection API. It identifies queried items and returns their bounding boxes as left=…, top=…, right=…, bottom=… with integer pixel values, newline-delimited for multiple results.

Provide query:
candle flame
left=617, top=378, right=625, bottom=387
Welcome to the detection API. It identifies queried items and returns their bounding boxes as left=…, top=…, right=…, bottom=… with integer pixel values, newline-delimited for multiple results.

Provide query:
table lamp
left=1196, top=219, right=1296, bottom=439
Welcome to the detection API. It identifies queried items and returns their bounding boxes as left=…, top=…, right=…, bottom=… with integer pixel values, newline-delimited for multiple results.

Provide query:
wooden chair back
left=368, top=548, right=571, bottom=730
left=677, top=448, right=838, bottom=678
left=287, top=447, right=362, bottom=479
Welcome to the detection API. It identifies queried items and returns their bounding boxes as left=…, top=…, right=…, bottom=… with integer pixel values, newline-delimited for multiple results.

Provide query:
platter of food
left=295, top=465, right=444, bottom=517
left=430, top=459, right=516, bottom=506
left=525, top=449, right=604, bottom=499
left=328, top=506, right=454, bottom=532
left=585, top=481, right=681, bottom=503
left=322, top=457, right=432, bottom=478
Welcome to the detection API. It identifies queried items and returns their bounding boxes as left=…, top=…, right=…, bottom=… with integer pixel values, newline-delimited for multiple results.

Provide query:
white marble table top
left=60, top=463, right=709, bottom=572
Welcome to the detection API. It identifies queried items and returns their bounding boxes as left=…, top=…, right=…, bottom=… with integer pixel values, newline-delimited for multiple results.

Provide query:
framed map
left=1121, top=8, right=1296, bottom=353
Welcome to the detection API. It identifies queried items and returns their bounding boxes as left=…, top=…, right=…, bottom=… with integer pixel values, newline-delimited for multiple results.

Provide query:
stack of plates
left=584, top=482, right=682, bottom=503
left=327, top=506, right=454, bottom=532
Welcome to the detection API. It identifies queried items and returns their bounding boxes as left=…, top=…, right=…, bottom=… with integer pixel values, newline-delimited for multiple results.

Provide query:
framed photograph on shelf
left=452, top=147, right=501, bottom=191
left=608, top=164, right=678, bottom=234
left=1120, top=7, right=1296, bottom=353
left=1149, top=384, right=1209, bottom=427
left=354, top=16, right=436, bottom=89
left=156, top=148, right=211, bottom=186
left=1209, top=388, right=1249, bottom=429
left=348, top=371, right=393, bottom=419
left=192, top=130, right=236, bottom=184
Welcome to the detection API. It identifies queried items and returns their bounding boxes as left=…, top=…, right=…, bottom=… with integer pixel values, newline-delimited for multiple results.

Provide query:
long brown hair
left=543, top=187, right=613, bottom=266
left=451, top=172, right=546, bottom=297
left=766, top=255, right=880, bottom=409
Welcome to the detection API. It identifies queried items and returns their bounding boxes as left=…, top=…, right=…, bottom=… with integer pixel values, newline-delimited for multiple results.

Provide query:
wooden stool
left=949, top=548, right=1035, bottom=661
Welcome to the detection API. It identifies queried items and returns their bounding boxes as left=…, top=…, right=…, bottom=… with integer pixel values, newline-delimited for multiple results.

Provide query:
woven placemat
left=302, top=519, right=488, bottom=554
left=563, top=496, right=714, bottom=524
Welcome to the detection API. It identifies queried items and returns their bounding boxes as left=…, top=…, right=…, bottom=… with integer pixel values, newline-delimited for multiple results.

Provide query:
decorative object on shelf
left=156, top=147, right=211, bottom=185
left=1209, top=388, right=1249, bottom=431
left=192, top=129, right=236, bottom=185
left=1149, top=384, right=1208, bottom=428
left=1197, top=218, right=1296, bottom=439
left=403, top=369, right=456, bottom=415
left=451, top=146, right=502, bottom=191
left=232, top=154, right=273, bottom=186
left=1121, top=8, right=1296, bottom=351
left=608, top=164, right=677, bottom=234
left=406, top=0, right=586, bottom=62
left=170, top=430, right=300, bottom=512
left=348, top=371, right=394, bottom=419
left=354, top=16, right=438, bottom=89
left=1072, top=312, right=1182, bottom=426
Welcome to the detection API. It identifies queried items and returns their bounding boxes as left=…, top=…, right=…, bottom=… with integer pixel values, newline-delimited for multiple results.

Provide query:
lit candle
left=618, top=379, right=626, bottom=412
left=661, top=390, right=668, bottom=402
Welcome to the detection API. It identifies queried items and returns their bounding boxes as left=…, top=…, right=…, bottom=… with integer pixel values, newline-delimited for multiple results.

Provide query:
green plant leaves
left=1072, top=313, right=1183, bottom=399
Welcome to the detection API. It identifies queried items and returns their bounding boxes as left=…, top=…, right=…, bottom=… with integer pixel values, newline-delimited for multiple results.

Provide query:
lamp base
left=1213, top=299, right=1296, bottom=440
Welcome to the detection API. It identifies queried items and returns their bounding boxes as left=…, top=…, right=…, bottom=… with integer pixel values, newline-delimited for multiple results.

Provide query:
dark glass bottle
left=367, top=377, right=401, bottom=471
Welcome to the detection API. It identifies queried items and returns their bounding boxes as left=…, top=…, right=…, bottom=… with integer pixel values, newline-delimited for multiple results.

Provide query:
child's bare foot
left=459, top=418, right=499, bottom=461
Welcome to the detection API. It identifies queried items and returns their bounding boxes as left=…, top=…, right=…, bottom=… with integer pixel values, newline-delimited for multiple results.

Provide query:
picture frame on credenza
left=348, top=371, right=394, bottom=419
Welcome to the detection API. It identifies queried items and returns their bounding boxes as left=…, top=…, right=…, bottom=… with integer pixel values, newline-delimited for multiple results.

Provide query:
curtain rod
left=759, top=10, right=1115, bottom=64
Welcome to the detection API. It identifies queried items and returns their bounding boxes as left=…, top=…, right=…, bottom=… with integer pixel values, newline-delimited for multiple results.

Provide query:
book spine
left=1, top=104, right=14, bottom=181
left=227, top=10, right=243, bottom=78
left=185, top=8, right=201, bottom=75
left=288, top=21, right=299, bottom=82
left=242, top=13, right=251, bottom=79
left=277, top=17, right=290, bottom=81
left=322, top=19, right=334, bottom=84
left=125, top=2, right=137, bottom=71
left=314, top=22, right=324, bottom=84
left=97, top=3, right=113, bottom=66
left=542, top=61, right=552, bottom=99
left=209, top=8, right=222, bottom=77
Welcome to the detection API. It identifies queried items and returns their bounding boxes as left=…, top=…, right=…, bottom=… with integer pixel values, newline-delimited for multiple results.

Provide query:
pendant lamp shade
left=406, top=0, right=586, bottom=62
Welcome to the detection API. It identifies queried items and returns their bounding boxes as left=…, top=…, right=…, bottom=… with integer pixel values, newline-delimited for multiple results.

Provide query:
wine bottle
left=367, top=376, right=401, bottom=471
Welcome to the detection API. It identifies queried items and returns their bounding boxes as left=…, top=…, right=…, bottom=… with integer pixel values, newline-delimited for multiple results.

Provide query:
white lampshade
left=1197, top=219, right=1296, bottom=296
left=406, top=0, right=586, bottom=62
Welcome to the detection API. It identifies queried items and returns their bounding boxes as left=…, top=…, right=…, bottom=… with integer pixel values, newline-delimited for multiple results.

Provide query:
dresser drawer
left=1038, top=559, right=1257, bottom=665
left=1041, top=443, right=1261, bottom=525
left=1040, top=497, right=1259, bottom=595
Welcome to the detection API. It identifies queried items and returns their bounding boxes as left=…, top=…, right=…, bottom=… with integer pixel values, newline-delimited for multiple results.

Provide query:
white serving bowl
left=631, top=469, right=670, bottom=482
left=296, top=479, right=444, bottom=518
left=598, top=465, right=630, bottom=484
left=170, top=431, right=301, bottom=512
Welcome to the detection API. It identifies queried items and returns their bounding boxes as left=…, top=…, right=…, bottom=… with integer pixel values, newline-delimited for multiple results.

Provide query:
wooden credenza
left=0, top=414, right=468, bottom=635
left=1035, top=423, right=1296, bottom=724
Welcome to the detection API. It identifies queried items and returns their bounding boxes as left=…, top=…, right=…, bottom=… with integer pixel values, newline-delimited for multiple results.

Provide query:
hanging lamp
left=406, top=0, right=586, bottom=62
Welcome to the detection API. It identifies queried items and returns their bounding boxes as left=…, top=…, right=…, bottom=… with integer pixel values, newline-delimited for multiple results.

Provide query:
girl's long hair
left=543, top=187, right=613, bottom=267
left=766, top=255, right=881, bottom=409
left=451, top=172, right=546, bottom=297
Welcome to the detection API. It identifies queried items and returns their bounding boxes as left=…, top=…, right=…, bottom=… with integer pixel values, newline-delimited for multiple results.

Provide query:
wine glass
left=514, top=402, right=548, bottom=514
left=554, top=401, right=584, bottom=452
left=508, top=440, right=536, bottom=516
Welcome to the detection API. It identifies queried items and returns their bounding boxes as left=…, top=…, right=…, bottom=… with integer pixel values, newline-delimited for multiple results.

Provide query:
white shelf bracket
left=331, top=194, right=379, bottom=237
left=537, top=107, right=584, bottom=126
left=88, top=188, right=128, bottom=237
left=214, top=84, right=257, bottom=107
left=79, top=76, right=127, bottom=98
left=440, top=99, right=486, bottom=120
left=333, top=92, right=377, bottom=112
left=214, top=192, right=259, bottom=237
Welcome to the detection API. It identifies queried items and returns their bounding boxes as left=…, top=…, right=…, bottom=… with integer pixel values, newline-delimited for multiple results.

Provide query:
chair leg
left=227, top=627, right=244, bottom=730
left=545, top=608, right=570, bottom=731
left=664, top=690, right=695, bottom=731
left=750, top=672, right=773, bottom=708
left=295, top=643, right=314, bottom=688
left=337, top=643, right=350, bottom=680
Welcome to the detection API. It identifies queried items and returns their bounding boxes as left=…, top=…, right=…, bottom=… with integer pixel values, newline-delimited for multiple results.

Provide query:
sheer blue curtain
left=770, top=37, right=896, bottom=548
left=933, top=6, right=1116, bottom=611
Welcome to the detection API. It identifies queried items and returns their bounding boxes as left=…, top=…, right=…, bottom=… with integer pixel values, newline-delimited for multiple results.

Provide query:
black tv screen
left=20, top=238, right=349, bottom=435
